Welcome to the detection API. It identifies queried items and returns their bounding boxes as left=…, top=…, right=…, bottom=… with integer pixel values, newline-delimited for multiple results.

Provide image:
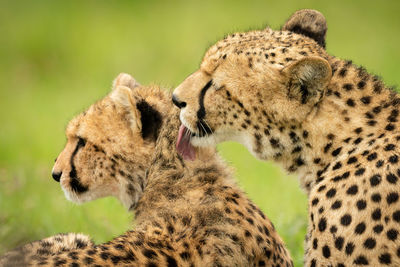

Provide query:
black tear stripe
left=196, top=80, right=214, bottom=137
left=69, top=137, right=89, bottom=193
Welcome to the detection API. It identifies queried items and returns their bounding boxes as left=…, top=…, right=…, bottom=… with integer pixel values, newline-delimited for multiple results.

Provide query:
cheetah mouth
left=176, top=125, right=197, bottom=161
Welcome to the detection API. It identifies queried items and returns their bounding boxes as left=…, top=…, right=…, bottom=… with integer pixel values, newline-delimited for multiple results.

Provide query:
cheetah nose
left=52, top=171, right=62, bottom=182
left=172, top=94, right=186, bottom=109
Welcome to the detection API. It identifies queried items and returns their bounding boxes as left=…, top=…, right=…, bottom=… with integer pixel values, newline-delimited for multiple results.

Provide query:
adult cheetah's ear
left=283, top=56, right=332, bottom=105
left=112, top=73, right=140, bottom=91
left=282, top=9, right=327, bottom=48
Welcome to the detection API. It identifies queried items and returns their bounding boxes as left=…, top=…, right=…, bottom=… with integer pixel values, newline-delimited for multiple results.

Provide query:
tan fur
left=173, top=9, right=400, bottom=267
left=1, top=74, right=293, bottom=266
left=0, top=233, right=93, bottom=267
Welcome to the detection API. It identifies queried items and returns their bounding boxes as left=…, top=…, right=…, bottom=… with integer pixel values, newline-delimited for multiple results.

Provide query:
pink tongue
left=176, top=125, right=196, bottom=161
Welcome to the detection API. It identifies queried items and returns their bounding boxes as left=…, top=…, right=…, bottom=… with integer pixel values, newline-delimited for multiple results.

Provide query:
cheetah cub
left=173, top=9, right=400, bottom=267
left=1, top=73, right=292, bottom=267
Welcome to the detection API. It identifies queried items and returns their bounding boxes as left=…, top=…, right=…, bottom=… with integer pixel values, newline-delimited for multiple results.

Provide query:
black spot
left=354, top=127, right=363, bottom=134
left=393, top=210, right=400, bottom=222
left=360, top=96, right=371, bottom=104
left=292, top=146, right=302, bottom=153
left=365, top=112, right=374, bottom=119
left=354, top=255, right=369, bottom=265
left=374, top=81, right=383, bottom=93
left=326, top=188, right=336, bottom=198
left=355, top=168, right=366, bottom=176
left=143, top=249, right=157, bottom=259
left=363, top=238, right=376, bottom=249
left=311, top=198, right=319, bottom=206
left=372, top=208, right=382, bottom=220
left=334, top=237, right=344, bottom=250
left=373, top=224, right=383, bottom=234
left=340, top=214, right=352, bottom=226
left=322, top=245, right=331, bottom=258
left=312, top=238, right=318, bottom=250
left=355, top=222, right=366, bottom=234
left=323, top=143, right=332, bottom=153
left=387, top=192, right=399, bottom=204
left=343, top=83, right=353, bottom=91
left=317, top=185, right=326, bottom=192
left=332, top=162, right=342, bottom=170
left=388, top=109, right=399, bottom=122
left=389, top=155, right=399, bottom=164
left=347, top=157, right=357, bottom=164
left=166, top=255, right=178, bottom=267
left=385, top=124, right=395, bottom=131
left=295, top=157, right=305, bottom=166
left=346, top=185, right=358, bottom=195
left=339, top=68, right=347, bottom=77
left=371, top=193, right=381, bottom=202
left=367, top=152, right=377, bottom=161
left=269, top=138, right=280, bottom=148
left=100, top=252, right=110, bottom=260
left=386, top=173, right=398, bottom=184
left=331, top=147, right=342, bottom=157
left=387, top=229, right=398, bottom=241
left=331, top=200, right=342, bottom=210
left=384, top=144, right=396, bottom=151
left=345, top=242, right=355, bottom=255
left=346, top=98, right=355, bottom=107
left=376, top=160, right=384, bottom=168
left=318, top=217, right=327, bottom=232
left=356, top=200, right=367, bottom=210
left=357, top=80, right=366, bottom=89
left=379, top=253, right=392, bottom=265
left=313, top=158, right=321, bottom=164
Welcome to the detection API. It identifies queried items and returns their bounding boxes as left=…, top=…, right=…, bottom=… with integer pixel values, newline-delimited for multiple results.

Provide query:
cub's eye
left=77, top=137, right=86, bottom=147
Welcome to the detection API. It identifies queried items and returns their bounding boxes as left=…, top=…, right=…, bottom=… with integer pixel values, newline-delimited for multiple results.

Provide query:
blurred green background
left=0, top=0, right=399, bottom=265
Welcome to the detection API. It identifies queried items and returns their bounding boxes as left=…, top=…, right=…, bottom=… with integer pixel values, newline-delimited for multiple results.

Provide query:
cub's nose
left=52, top=171, right=62, bottom=182
left=172, top=94, right=186, bottom=109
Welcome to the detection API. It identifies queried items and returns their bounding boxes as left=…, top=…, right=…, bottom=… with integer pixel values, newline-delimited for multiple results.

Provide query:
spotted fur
left=173, top=9, right=400, bottom=267
left=1, top=74, right=292, bottom=266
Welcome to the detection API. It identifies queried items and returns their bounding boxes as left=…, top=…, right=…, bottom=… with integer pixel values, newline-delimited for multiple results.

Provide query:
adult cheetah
left=0, top=73, right=292, bottom=267
left=173, top=9, right=400, bottom=267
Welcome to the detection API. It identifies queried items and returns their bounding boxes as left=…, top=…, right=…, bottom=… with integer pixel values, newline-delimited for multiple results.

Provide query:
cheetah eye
left=77, top=137, right=86, bottom=147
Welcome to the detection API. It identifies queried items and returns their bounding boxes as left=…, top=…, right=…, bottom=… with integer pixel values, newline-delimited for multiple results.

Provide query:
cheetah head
left=173, top=9, right=332, bottom=161
left=52, top=73, right=170, bottom=210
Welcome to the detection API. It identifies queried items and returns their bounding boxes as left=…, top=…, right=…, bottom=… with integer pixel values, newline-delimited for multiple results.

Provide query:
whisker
left=202, top=120, right=214, bottom=135
left=199, top=121, right=208, bottom=138
left=184, top=127, right=191, bottom=138
left=200, top=121, right=210, bottom=139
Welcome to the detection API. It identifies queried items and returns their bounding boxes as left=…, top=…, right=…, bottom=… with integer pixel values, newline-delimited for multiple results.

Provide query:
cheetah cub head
left=52, top=73, right=169, bottom=210
left=173, top=9, right=332, bottom=161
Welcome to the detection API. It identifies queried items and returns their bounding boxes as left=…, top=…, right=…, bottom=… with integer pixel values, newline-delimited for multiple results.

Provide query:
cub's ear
left=110, top=85, right=142, bottom=131
left=283, top=56, right=332, bottom=105
left=112, top=73, right=140, bottom=91
left=282, top=9, right=327, bottom=48
left=136, top=100, right=163, bottom=141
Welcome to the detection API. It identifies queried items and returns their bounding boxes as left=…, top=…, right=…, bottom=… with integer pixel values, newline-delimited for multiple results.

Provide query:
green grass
left=0, top=1, right=399, bottom=266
